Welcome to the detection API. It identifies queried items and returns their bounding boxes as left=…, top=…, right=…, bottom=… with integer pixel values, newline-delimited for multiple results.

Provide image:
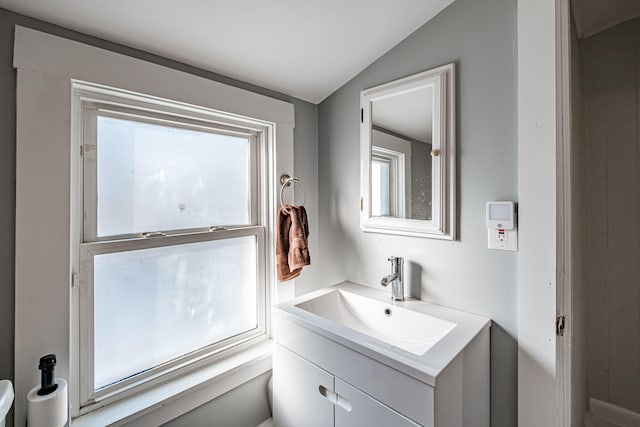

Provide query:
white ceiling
left=372, top=86, right=433, bottom=143
left=0, top=0, right=454, bottom=103
left=572, top=0, right=640, bottom=38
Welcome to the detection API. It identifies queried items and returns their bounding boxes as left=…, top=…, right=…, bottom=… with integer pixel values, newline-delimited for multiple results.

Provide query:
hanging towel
left=276, top=205, right=310, bottom=282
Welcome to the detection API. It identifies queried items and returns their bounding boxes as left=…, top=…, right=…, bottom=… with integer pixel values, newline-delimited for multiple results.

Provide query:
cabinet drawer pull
left=318, top=386, right=352, bottom=412
left=318, top=385, right=338, bottom=405
left=336, top=395, right=352, bottom=412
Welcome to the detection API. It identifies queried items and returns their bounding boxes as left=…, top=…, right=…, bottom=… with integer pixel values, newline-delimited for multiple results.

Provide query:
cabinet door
left=335, top=378, right=420, bottom=427
left=273, top=344, right=335, bottom=427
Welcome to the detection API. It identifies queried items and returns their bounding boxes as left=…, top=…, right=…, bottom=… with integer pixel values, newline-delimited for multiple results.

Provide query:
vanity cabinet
left=272, top=344, right=334, bottom=427
left=273, top=344, right=419, bottom=427
left=273, top=282, right=491, bottom=427
left=334, top=378, right=419, bottom=427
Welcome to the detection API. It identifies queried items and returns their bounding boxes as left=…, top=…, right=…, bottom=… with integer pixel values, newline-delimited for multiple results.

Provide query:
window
left=15, top=28, right=293, bottom=426
left=371, top=157, right=391, bottom=216
left=370, top=146, right=405, bottom=218
left=75, top=84, right=271, bottom=411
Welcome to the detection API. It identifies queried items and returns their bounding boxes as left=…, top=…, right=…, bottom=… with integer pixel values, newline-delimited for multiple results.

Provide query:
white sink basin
left=275, top=282, right=491, bottom=385
left=295, top=289, right=456, bottom=355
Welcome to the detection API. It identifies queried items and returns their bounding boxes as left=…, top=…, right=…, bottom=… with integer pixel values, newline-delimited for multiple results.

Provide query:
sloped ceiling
left=0, top=0, right=455, bottom=103
left=572, top=0, right=640, bottom=38
left=372, top=87, right=433, bottom=143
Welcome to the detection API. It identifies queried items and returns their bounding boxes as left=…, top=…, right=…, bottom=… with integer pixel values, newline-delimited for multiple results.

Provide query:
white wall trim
left=14, top=25, right=294, bottom=426
left=517, top=0, right=558, bottom=426
left=588, top=397, right=640, bottom=426
left=556, top=0, right=573, bottom=425
left=13, top=26, right=294, bottom=127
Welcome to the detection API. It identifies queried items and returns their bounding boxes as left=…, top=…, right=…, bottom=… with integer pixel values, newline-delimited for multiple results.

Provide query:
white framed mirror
left=360, top=63, right=455, bottom=239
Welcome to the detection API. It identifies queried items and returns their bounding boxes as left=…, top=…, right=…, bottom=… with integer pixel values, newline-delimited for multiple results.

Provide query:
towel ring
left=279, top=174, right=306, bottom=207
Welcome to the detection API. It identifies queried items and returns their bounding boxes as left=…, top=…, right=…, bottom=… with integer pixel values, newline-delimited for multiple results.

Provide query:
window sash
left=371, top=147, right=406, bottom=218
left=75, top=92, right=272, bottom=413
left=78, top=226, right=267, bottom=408
left=82, top=104, right=261, bottom=243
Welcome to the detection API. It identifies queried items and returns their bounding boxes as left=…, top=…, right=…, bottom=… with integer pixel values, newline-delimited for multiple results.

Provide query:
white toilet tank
left=0, top=380, right=14, bottom=427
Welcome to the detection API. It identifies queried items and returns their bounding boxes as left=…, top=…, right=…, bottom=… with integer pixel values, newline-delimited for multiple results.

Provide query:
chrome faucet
left=381, top=256, right=404, bottom=301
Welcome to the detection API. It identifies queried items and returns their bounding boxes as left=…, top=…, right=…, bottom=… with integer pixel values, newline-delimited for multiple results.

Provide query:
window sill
left=71, top=340, right=273, bottom=427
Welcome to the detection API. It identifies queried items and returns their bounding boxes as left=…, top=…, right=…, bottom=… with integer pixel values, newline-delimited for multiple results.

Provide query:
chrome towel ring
left=279, top=174, right=306, bottom=207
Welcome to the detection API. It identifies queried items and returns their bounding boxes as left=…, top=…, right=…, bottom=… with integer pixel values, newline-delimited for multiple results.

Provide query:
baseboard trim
left=589, top=397, right=640, bottom=427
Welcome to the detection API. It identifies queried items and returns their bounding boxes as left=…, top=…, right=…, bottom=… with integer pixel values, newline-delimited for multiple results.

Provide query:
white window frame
left=71, top=81, right=275, bottom=415
left=371, top=146, right=406, bottom=218
left=14, top=26, right=295, bottom=426
left=81, top=103, right=262, bottom=241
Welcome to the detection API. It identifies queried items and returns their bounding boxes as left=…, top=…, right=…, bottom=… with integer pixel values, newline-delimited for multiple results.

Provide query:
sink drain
left=384, top=308, right=392, bottom=317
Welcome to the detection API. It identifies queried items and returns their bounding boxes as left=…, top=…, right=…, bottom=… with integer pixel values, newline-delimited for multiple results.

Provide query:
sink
left=273, top=282, right=491, bottom=425
left=274, top=281, right=491, bottom=386
left=295, top=289, right=456, bottom=356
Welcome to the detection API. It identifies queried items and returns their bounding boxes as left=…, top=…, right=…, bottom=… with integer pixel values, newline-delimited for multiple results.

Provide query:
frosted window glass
left=93, top=236, right=257, bottom=390
left=97, top=116, right=251, bottom=237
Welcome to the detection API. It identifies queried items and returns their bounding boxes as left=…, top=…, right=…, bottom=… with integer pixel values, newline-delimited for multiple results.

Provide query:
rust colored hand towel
left=276, top=205, right=310, bottom=282
left=288, top=205, right=310, bottom=271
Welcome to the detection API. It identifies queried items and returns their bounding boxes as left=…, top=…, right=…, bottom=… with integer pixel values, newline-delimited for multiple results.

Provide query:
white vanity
left=273, top=282, right=490, bottom=427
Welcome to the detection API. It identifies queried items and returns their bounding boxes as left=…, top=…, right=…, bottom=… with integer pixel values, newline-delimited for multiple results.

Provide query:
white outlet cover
left=488, top=229, right=517, bottom=251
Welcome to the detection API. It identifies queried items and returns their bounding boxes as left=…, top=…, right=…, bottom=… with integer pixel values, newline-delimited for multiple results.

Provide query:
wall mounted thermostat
left=486, top=201, right=517, bottom=251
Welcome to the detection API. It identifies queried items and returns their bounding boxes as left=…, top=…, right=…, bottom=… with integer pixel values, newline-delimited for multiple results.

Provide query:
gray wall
left=317, top=0, right=517, bottom=425
left=581, top=17, right=640, bottom=413
left=0, top=7, right=317, bottom=426
left=160, top=373, right=271, bottom=427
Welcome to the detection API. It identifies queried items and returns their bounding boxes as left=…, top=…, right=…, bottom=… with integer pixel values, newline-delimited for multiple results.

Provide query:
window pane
left=371, top=160, right=390, bottom=216
left=97, top=116, right=251, bottom=237
left=93, top=236, right=258, bottom=390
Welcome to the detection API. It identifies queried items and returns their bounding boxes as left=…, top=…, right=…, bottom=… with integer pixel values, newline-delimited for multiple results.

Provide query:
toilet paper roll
left=27, top=378, right=68, bottom=427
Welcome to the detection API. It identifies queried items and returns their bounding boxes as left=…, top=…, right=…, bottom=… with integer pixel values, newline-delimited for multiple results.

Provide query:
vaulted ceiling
left=0, top=0, right=455, bottom=103
left=572, top=0, right=640, bottom=38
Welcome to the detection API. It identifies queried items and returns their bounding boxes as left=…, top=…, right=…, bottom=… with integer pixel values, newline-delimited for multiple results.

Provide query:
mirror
left=360, top=64, right=455, bottom=239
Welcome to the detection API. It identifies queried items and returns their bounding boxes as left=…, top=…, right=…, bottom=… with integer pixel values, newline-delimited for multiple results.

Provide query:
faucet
left=380, top=256, right=404, bottom=301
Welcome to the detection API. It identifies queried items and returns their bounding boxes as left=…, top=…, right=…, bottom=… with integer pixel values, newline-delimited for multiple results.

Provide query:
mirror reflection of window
left=370, top=85, right=433, bottom=221
left=371, top=158, right=390, bottom=216
left=371, top=146, right=405, bottom=218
